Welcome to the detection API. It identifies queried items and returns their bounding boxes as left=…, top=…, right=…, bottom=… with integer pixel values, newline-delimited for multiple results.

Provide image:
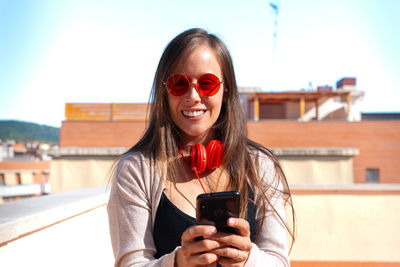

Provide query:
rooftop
left=1, top=185, right=399, bottom=266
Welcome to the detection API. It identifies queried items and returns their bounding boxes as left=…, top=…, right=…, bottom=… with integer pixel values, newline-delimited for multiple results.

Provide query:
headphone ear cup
left=206, top=140, right=223, bottom=170
left=190, top=143, right=207, bottom=173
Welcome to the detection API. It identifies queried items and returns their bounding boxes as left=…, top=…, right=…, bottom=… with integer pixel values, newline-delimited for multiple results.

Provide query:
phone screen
left=196, top=190, right=240, bottom=233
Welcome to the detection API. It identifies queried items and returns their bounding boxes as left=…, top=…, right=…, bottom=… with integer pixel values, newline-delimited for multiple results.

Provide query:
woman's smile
left=182, top=109, right=206, bottom=119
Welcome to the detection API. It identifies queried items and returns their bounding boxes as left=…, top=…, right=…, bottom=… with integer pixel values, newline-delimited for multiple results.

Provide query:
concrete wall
left=50, top=158, right=115, bottom=193
left=49, top=148, right=357, bottom=193
left=289, top=184, right=400, bottom=265
left=280, top=156, right=354, bottom=184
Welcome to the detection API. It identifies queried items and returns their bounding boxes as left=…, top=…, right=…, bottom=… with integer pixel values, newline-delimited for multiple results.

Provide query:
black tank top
left=153, top=190, right=257, bottom=259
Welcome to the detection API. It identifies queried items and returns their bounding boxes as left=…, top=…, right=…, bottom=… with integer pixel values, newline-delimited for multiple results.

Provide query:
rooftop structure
left=244, top=77, right=364, bottom=121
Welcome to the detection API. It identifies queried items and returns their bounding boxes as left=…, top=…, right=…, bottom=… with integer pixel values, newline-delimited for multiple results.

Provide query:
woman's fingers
left=181, top=225, right=216, bottom=242
left=180, top=236, right=221, bottom=256
left=180, top=251, right=219, bottom=266
left=177, top=225, right=221, bottom=267
left=209, top=218, right=252, bottom=249
left=228, top=217, right=250, bottom=237
left=211, top=246, right=240, bottom=259
left=176, top=249, right=219, bottom=267
left=211, top=245, right=250, bottom=267
left=207, top=218, right=253, bottom=266
left=178, top=220, right=252, bottom=267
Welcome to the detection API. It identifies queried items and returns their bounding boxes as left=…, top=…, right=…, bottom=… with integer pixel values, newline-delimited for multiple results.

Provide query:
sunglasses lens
left=198, top=73, right=221, bottom=96
left=167, top=74, right=189, bottom=96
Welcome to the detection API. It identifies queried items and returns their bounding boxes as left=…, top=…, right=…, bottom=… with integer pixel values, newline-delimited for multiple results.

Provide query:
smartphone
left=196, top=190, right=240, bottom=233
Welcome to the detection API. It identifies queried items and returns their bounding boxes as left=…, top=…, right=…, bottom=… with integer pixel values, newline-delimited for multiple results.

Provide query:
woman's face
left=167, top=45, right=224, bottom=145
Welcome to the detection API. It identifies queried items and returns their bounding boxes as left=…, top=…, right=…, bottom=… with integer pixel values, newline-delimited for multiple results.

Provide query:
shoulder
left=117, top=151, right=152, bottom=169
left=113, top=151, right=160, bottom=195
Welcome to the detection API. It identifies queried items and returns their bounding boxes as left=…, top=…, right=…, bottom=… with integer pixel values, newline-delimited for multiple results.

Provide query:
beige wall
left=50, top=156, right=355, bottom=193
left=288, top=191, right=400, bottom=262
left=50, top=159, right=115, bottom=193
left=280, top=156, right=354, bottom=184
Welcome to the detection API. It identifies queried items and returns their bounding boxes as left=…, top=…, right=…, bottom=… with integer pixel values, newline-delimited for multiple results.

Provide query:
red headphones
left=189, top=140, right=223, bottom=174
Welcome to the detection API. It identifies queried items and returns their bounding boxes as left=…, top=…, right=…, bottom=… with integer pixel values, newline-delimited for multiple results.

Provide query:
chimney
left=317, top=85, right=333, bottom=92
left=336, top=77, right=356, bottom=91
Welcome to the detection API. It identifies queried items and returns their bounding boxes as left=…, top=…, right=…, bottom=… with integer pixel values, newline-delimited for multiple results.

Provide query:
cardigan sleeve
left=107, top=152, right=176, bottom=267
left=244, top=152, right=291, bottom=267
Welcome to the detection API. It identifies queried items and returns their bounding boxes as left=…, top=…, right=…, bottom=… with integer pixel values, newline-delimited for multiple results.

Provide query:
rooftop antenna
left=269, top=1, right=279, bottom=56
left=269, top=1, right=279, bottom=90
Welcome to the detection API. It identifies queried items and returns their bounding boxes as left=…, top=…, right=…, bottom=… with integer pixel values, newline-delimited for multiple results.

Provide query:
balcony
left=1, top=184, right=399, bottom=266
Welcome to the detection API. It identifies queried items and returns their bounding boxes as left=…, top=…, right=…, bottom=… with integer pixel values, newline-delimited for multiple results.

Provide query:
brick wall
left=248, top=121, right=400, bottom=183
left=60, top=120, right=400, bottom=183
left=60, top=121, right=147, bottom=148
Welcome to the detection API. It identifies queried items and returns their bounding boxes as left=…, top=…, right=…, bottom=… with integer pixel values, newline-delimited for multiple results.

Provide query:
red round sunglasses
left=164, top=73, right=223, bottom=96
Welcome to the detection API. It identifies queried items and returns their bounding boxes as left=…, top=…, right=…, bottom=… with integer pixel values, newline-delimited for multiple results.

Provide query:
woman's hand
left=208, top=218, right=253, bottom=267
left=176, top=225, right=222, bottom=267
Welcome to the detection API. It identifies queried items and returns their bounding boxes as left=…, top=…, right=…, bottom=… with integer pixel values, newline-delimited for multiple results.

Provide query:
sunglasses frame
left=163, top=73, right=223, bottom=97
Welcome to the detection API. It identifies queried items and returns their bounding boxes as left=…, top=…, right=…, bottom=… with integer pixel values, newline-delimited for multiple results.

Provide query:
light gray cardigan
left=107, top=151, right=290, bottom=267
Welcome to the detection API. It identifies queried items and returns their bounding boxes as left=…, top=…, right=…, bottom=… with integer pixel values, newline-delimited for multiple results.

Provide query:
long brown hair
left=124, top=28, right=295, bottom=247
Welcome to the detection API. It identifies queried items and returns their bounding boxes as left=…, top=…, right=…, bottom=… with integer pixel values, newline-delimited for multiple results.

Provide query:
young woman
left=107, top=28, right=295, bottom=267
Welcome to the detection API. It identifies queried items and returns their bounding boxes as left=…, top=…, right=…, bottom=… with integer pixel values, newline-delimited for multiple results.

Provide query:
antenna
left=269, top=1, right=279, bottom=90
left=269, top=1, right=279, bottom=53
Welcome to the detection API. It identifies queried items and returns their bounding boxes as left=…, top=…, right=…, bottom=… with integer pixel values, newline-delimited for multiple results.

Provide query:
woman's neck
left=181, top=130, right=215, bottom=147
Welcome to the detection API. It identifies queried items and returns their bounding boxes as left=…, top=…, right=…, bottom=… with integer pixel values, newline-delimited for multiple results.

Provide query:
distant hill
left=0, top=120, right=59, bottom=144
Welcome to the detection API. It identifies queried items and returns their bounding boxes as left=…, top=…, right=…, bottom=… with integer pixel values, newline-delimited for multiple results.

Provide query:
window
left=366, top=168, right=380, bottom=183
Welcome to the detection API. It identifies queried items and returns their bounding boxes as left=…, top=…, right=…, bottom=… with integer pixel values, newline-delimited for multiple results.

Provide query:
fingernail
left=204, top=227, right=217, bottom=238
left=228, top=218, right=235, bottom=225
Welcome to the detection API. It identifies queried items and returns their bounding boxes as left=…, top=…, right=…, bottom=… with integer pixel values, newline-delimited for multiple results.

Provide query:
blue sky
left=0, top=0, right=399, bottom=127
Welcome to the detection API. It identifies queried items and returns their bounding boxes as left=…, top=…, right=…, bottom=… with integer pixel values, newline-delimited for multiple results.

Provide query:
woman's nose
left=185, top=81, right=201, bottom=101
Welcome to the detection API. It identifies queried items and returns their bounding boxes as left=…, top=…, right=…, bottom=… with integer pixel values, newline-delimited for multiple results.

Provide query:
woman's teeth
left=183, top=110, right=205, bottom=117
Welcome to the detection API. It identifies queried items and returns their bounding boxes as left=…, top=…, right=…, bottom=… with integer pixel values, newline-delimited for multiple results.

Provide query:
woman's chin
left=182, top=130, right=214, bottom=144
